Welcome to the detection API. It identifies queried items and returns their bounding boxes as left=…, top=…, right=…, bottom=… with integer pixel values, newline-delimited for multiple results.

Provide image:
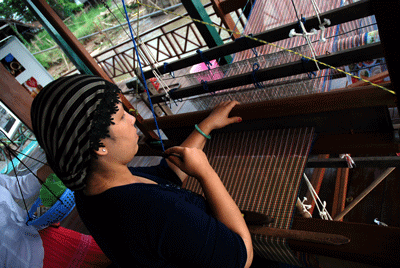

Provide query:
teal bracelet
left=195, top=124, right=211, bottom=139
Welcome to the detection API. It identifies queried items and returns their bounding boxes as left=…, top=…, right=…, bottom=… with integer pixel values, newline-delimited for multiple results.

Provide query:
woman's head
left=31, top=74, right=122, bottom=191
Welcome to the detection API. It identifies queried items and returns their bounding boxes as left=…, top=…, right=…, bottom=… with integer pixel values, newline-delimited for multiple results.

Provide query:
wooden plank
left=290, top=217, right=400, bottom=266
left=248, top=225, right=350, bottom=246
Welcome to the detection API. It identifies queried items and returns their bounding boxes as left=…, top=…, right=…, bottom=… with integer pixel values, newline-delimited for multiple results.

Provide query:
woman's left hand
left=201, top=101, right=242, bottom=131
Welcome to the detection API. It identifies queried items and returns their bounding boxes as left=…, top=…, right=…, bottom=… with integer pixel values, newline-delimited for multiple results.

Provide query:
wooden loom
left=135, top=0, right=400, bottom=266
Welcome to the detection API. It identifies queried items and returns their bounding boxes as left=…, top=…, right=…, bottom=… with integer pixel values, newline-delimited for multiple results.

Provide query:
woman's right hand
left=164, top=146, right=215, bottom=180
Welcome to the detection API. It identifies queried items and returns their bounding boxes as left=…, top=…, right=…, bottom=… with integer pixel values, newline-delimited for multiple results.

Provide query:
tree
left=0, top=0, right=83, bottom=23
left=0, top=0, right=37, bottom=22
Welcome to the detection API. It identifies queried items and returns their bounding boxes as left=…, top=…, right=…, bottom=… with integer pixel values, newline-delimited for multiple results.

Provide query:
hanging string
left=301, top=57, right=317, bottom=79
left=0, top=138, right=64, bottom=224
left=133, top=1, right=396, bottom=95
left=196, top=49, right=212, bottom=70
left=121, top=0, right=165, bottom=151
left=303, top=173, right=333, bottom=220
left=163, top=62, right=175, bottom=78
left=289, top=16, right=320, bottom=71
left=5, top=143, right=30, bottom=223
left=251, top=62, right=263, bottom=88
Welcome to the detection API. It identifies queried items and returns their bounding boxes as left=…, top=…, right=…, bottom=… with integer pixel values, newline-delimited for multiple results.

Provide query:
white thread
left=303, top=173, right=333, bottom=220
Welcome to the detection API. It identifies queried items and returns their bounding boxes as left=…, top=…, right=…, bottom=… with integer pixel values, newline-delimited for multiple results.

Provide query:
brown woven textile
left=185, top=127, right=315, bottom=265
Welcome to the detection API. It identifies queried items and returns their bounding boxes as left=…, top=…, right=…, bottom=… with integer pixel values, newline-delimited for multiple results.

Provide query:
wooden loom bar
left=138, top=83, right=399, bottom=156
left=150, top=42, right=385, bottom=103
left=306, top=156, right=400, bottom=168
left=290, top=217, right=400, bottom=266
left=334, top=167, right=396, bottom=221
left=248, top=226, right=350, bottom=246
left=144, top=83, right=396, bottom=130
left=142, top=0, right=372, bottom=78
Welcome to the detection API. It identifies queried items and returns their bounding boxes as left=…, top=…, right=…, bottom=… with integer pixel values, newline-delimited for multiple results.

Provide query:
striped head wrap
left=31, top=74, right=121, bottom=191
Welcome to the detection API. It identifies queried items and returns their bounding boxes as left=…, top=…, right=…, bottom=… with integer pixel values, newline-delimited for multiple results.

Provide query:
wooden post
left=210, top=0, right=241, bottom=40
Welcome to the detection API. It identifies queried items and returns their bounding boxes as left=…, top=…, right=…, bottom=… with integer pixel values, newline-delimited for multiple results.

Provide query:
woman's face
left=100, top=101, right=139, bottom=164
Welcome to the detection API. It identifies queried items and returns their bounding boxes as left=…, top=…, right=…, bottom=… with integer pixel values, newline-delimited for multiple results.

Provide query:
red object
left=149, top=77, right=160, bottom=91
left=39, top=226, right=111, bottom=268
left=26, top=77, right=38, bottom=88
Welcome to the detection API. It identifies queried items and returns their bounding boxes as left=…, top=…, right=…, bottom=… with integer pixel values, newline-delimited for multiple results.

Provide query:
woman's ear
left=94, top=147, right=108, bottom=156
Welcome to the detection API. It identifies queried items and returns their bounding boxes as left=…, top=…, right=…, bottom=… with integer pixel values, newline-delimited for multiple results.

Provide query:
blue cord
left=163, top=62, right=175, bottom=78
left=201, top=80, right=215, bottom=95
left=196, top=49, right=212, bottom=70
left=301, top=57, right=316, bottom=79
left=251, top=63, right=263, bottom=88
left=121, top=0, right=165, bottom=151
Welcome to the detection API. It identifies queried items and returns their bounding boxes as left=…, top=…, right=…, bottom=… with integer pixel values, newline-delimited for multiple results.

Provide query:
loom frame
left=137, top=0, right=400, bottom=266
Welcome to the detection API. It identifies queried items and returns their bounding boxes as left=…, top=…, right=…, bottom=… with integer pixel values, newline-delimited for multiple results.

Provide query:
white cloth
left=0, top=171, right=44, bottom=268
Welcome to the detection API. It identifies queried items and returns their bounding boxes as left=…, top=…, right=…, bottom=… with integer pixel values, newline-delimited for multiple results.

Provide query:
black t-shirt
left=75, top=159, right=247, bottom=268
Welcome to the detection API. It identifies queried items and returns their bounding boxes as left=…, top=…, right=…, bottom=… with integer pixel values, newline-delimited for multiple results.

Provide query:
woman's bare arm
left=166, top=101, right=241, bottom=183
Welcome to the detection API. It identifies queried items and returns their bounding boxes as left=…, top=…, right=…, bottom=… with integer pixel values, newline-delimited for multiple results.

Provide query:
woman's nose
left=128, top=112, right=136, bottom=125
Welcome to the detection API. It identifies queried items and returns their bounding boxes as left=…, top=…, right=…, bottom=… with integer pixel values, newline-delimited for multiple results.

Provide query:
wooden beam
left=0, top=64, right=33, bottom=130
left=306, top=156, right=400, bottom=168
left=143, top=0, right=373, bottom=78
left=210, top=0, right=241, bottom=39
left=217, top=0, right=249, bottom=14
left=290, top=217, right=400, bottom=266
left=150, top=42, right=386, bottom=103
left=312, top=132, right=400, bottom=155
left=144, top=84, right=396, bottom=130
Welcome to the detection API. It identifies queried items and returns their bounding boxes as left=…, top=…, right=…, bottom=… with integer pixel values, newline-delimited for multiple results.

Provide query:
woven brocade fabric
left=184, top=127, right=315, bottom=266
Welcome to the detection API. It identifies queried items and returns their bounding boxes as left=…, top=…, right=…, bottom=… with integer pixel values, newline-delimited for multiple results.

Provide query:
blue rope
left=121, top=0, right=165, bottom=151
left=301, top=57, right=317, bottom=79
left=201, top=80, right=208, bottom=91
left=251, top=63, right=263, bottom=88
left=201, top=80, right=215, bottom=95
left=163, top=62, right=175, bottom=78
left=196, top=49, right=212, bottom=70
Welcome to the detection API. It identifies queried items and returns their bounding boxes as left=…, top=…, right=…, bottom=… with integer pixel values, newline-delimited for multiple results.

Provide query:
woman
left=31, top=74, right=253, bottom=268
left=0, top=164, right=111, bottom=267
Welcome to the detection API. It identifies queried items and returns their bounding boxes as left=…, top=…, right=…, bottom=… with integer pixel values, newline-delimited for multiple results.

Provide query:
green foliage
left=25, top=0, right=138, bottom=71
left=47, top=0, right=83, bottom=20
left=0, top=0, right=82, bottom=22
left=0, top=0, right=37, bottom=22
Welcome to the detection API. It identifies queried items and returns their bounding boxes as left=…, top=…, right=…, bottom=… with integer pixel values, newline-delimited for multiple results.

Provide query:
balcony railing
left=64, top=3, right=246, bottom=82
